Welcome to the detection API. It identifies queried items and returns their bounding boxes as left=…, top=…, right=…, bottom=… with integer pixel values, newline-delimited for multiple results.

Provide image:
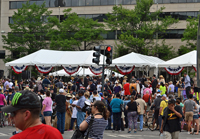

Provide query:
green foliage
left=151, top=40, right=177, bottom=60
left=47, top=8, right=106, bottom=51
left=2, top=2, right=54, bottom=62
left=181, top=16, right=198, bottom=52
left=105, top=0, right=178, bottom=55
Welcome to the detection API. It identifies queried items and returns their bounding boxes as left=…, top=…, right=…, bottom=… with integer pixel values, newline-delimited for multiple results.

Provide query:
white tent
left=111, top=52, right=165, bottom=67
left=5, top=49, right=105, bottom=67
left=49, top=68, right=124, bottom=77
left=158, top=50, right=196, bottom=67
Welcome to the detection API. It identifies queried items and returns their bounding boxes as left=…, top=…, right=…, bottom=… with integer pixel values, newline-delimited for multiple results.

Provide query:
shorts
left=193, top=115, right=199, bottom=120
left=185, top=112, right=193, bottom=121
left=154, top=109, right=159, bottom=120
left=146, top=103, right=150, bottom=111
left=43, top=111, right=52, bottom=117
left=194, top=87, right=199, bottom=93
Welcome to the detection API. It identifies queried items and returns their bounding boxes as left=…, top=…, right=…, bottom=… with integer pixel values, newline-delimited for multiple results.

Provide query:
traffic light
left=105, top=46, right=112, bottom=65
left=92, top=46, right=101, bottom=65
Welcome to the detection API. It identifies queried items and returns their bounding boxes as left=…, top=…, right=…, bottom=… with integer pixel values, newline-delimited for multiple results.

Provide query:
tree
left=181, top=16, right=198, bottom=52
left=2, top=2, right=54, bottom=62
left=151, top=40, right=177, bottom=60
left=47, top=8, right=106, bottom=51
left=105, top=0, right=178, bottom=55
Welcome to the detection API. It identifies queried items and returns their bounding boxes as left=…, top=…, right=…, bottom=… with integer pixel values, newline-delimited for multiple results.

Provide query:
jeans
left=69, top=118, right=76, bottom=130
left=57, top=111, right=65, bottom=133
left=158, top=115, right=162, bottom=131
left=186, top=86, right=191, bottom=99
left=106, top=115, right=112, bottom=130
left=113, top=112, right=121, bottom=131
left=138, top=114, right=143, bottom=130
left=77, top=111, right=86, bottom=127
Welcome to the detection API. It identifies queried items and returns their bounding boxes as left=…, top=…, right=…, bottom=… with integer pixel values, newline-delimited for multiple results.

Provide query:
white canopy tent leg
left=187, top=67, right=188, bottom=74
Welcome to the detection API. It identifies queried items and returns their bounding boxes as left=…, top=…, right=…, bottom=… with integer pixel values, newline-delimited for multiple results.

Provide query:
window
left=116, top=0, right=123, bottom=4
left=58, top=0, right=66, bottom=6
left=107, top=31, right=115, bottom=39
left=86, top=0, right=93, bottom=5
left=179, top=0, right=186, bottom=2
left=72, top=0, right=79, bottom=6
left=17, top=2, right=23, bottom=9
left=85, top=15, right=93, bottom=19
left=10, top=2, right=17, bottom=9
left=124, top=0, right=131, bottom=4
left=108, top=0, right=115, bottom=5
left=45, top=0, right=50, bottom=7
left=9, top=17, right=14, bottom=24
left=93, top=0, right=100, bottom=5
left=0, top=50, right=5, bottom=59
left=37, top=1, right=45, bottom=6
left=101, top=0, right=108, bottom=5
left=80, top=0, right=86, bottom=6
left=65, top=0, right=72, bottom=6
left=130, top=0, right=136, bottom=4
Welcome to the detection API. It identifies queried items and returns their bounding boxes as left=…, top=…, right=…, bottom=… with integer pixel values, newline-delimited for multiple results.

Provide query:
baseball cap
left=59, top=88, right=64, bottom=93
left=157, top=89, right=161, bottom=93
left=2, top=90, right=40, bottom=113
left=162, top=94, right=167, bottom=98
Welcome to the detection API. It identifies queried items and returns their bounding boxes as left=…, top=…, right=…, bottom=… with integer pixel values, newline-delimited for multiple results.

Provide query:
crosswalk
left=104, top=133, right=160, bottom=139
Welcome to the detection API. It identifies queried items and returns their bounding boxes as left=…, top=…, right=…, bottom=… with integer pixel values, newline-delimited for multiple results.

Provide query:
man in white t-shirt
left=69, top=96, right=79, bottom=130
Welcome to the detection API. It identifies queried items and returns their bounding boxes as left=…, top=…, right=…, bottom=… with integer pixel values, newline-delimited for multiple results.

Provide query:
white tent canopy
left=111, top=52, right=165, bottom=67
left=5, top=49, right=105, bottom=67
left=49, top=68, right=124, bottom=77
left=158, top=50, right=196, bottom=68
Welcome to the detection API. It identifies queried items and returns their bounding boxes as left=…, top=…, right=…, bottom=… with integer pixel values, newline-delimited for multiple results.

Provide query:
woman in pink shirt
left=41, top=91, right=52, bottom=126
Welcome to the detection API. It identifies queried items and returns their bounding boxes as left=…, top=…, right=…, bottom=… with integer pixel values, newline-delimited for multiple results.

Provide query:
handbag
left=120, top=103, right=124, bottom=112
left=137, top=102, right=141, bottom=114
left=148, top=95, right=151, bottom=106
left=71, top=115, right=94, bottom=139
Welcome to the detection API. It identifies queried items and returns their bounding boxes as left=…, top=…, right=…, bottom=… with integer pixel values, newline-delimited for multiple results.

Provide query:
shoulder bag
left=137, top=102, right=141, bottom=114
left=71, top=115, right=94, bottom=139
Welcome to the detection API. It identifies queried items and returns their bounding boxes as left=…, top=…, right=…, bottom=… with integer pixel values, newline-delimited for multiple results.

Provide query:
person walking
left=110, top=93, right=123, bottom=132
left=136, top=94, right=147, bottom=131
left=126, top=96, right=138, bottom=133
left=152, top=75, right=158, bottom=95
left=41, top=91, right=52, bottom=126
left=55, top=88, right=66, bottom=134
left=160, top=99, right=183, bottom=139
left=183, top=94, right=197, bottom=134
left=168, top=81, right=175, bottom=96
left=184, top=72, right=191, bottom=99
left=191, top=97, right=199, bottom=135
left=72, top=90, right=86, bottom=128
left=159, top=94, right=168, bottom=136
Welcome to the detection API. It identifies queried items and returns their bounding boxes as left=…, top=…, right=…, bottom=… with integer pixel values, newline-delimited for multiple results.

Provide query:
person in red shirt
left=142, top=90, right=151, bottom=116
left=2, top=90, right=63, bottom=139
left=123, top=82, right=130, bottom=96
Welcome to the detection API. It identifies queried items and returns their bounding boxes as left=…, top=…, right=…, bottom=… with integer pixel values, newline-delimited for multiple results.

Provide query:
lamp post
left=59, top=6, right=60, bottom=23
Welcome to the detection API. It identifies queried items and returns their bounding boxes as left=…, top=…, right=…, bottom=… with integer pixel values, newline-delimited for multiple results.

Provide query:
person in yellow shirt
left=159, top=94, right=168, bottom=135
left=159, top=82, right=166, bottom=95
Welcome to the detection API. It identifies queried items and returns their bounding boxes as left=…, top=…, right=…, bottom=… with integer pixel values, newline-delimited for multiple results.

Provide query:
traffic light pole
left=101, top=45, right=105, bottom=93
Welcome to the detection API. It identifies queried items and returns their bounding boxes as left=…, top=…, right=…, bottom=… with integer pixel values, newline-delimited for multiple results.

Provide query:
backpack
left=101, top=97, right=108, bottom=108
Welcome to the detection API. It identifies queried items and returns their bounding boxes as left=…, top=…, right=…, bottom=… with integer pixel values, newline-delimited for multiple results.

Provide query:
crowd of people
left=0, top=72, right=200, bottom=139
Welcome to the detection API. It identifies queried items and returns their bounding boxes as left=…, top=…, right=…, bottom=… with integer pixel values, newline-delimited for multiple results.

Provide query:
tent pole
left=83, top=67, right=85, bottom=83
left=187, top=67, right=188, bottom=74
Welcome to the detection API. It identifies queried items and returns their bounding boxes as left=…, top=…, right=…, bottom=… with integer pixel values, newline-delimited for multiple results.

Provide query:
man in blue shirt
left=72, top=90, right=86, bottom=127
left=184, top=73, right=191, bottom=99
left=110, top=93, right=123, bottom=132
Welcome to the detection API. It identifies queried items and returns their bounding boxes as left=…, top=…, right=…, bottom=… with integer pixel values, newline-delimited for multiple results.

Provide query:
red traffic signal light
left=106, top=46, right=111, bottom=52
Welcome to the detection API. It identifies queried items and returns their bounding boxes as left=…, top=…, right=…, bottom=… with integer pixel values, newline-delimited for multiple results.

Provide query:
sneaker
left=188, top=131, right=190, bottom=135
left=160, top=133, right=163, bottom=136
left=12, top=131, right=18, bottom=135
left=128, top=131, right=131, bottom=133
left=134, top=130, right=137, bottom=133
left=140, top=129, right=143, bottom=132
